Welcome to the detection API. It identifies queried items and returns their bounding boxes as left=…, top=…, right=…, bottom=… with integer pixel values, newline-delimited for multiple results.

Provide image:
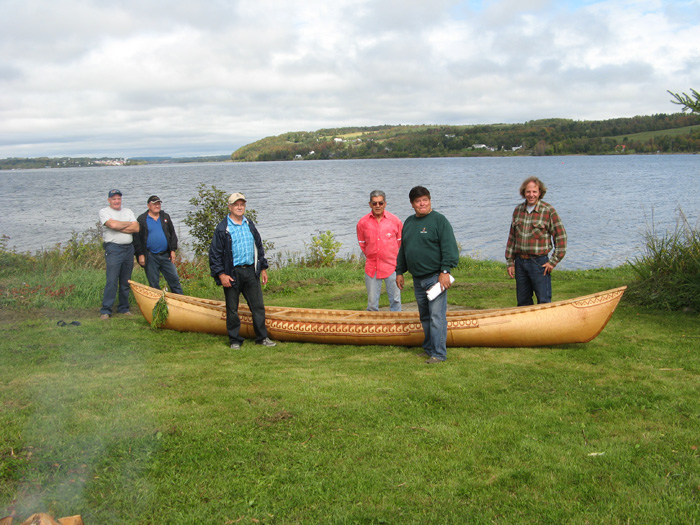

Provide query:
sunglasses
left=371, top=201, right=385, bottom=206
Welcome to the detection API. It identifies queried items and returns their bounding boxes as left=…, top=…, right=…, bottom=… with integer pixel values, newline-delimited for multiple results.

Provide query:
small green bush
left=55, top=223, right=105, bottom=270
left=304, top=230, right=342, bottom=267
left=628, top=210, right=700, bottom=311
left=0, top=234, right=37, bottom=275
left=184, top=183, right=275, bottom=257
left=183, top=184, right=229, bottom=257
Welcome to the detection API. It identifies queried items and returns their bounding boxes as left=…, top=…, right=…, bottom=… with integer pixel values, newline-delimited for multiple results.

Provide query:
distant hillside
left=0, top=157, right=138, bottom=170
left=0, top=155, right=231, bottom=170
left=231, top=114, right=700, bottom=161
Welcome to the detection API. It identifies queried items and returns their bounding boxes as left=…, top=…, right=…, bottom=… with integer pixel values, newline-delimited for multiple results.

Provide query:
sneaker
left=100, top=314, right=110, bottom=320
left=230, top=343, right=242, bottom=350
left=121, top=311, right=134, bottom=316
left=425, top=357, right=444, bottom=364
left=257, top=337, right=277, bottom=347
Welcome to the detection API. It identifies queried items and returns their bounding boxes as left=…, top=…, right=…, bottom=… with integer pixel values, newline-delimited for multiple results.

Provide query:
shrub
left=58, top=223, right=105, bottom=269
left=304, top=230, right=342, bottom=267
left=0, top=234, right=36, bottom=275
left=627, top=210, right=700, bottom=311
left=184, top=184, right=275, bottom=258
left=184, top=184, right=229, bottom=257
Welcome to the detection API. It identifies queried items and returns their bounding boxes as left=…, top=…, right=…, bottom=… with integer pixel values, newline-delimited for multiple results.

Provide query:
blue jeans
left=413, top=274, right=448, bottom=361
left=365, top=271, right=401, bottom=311
left=223, top=266, right=269, bottom=345
left=514, top=255, right=552, bottom=306
left=145, top=251, right=183, bottom=294
left=100, top=242, right=134, bottom=315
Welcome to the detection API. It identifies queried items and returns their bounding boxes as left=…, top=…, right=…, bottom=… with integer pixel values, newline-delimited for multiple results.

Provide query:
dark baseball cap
left=147, top=195, right=162, bottom=204
left=108, top=189, right=122, bottom=198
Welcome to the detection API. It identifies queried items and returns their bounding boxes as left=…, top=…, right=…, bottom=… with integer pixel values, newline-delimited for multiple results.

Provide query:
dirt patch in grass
left=257, top=410, right=294, bottom=426
left=0, top=307, right=92, bottom=325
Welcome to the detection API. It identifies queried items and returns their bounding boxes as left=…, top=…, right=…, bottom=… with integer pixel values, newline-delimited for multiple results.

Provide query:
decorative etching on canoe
left=142, top=287, right=162, bottom=300
left=267, top=319, right=424, bottom=336
left=220, top=312, right=253, bottom=323
left=572, top=289, right=623, bottom=308
left=447, top=319, right=479, bottom=330
left=216, top=311, right=481, bottom=333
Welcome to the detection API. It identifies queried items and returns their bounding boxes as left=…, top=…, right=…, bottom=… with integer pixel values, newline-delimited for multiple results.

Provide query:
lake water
left=1, top=155, right=698, bottom=269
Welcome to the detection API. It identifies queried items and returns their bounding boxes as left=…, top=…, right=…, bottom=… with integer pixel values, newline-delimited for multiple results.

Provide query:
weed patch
left=628, top=210, right=700, bottom=311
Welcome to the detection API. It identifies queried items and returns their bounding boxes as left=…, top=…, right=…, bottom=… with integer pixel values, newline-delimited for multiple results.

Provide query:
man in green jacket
left=396, top=186, right=459, bottom=364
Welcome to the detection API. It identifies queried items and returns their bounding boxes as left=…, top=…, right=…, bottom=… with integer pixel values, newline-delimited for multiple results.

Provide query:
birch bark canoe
left=129, top=281, right=625, bottom=347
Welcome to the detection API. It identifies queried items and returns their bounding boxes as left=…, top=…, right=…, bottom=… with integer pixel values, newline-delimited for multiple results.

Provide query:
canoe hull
left=129, top=281, right=625, bottom=347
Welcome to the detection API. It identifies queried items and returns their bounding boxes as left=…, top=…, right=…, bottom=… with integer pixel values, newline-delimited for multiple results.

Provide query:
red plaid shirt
left=505, top=200, right=567, bottom=267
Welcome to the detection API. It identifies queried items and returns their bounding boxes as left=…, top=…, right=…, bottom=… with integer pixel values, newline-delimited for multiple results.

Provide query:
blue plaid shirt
left=227, top=216, right=255, bottom=266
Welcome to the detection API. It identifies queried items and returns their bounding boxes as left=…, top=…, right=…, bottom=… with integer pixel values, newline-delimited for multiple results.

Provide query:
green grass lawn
left=1, top=261, right=699, bottom=523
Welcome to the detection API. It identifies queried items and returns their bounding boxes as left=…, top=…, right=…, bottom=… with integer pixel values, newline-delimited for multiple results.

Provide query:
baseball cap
left=147, top=195, right=162, bottom=204
left=228, top=192, right=247, bottom=204
left=108, top=189, right=122, bottom=198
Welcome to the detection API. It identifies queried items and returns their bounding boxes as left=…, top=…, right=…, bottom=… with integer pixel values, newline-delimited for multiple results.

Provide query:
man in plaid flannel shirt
left=505, top=177, right=567, bottom=306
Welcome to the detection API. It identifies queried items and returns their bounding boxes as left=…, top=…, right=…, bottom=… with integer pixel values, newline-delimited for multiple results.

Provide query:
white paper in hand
left=426, top=275, right=455, bottom=301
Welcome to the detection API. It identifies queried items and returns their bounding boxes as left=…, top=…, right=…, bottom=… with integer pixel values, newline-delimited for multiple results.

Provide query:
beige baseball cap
left=228, top=192, right=246, bottom=204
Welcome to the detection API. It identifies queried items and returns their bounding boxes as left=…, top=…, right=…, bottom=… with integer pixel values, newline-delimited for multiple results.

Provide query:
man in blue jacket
left=133, top=195, right=183, bottom=294
left=209, top=192, right=276, bottom=349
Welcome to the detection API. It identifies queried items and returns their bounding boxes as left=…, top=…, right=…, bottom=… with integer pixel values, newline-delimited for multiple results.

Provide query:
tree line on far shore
left=232, top=113, right=700, bottom=162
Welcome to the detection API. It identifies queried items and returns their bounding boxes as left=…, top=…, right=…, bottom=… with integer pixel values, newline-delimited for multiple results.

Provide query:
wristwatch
left=442, top=270, right=449, bottom=274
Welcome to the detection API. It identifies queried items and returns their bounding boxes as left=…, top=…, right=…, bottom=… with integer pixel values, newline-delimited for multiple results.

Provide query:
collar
left=227, top=214, right=248, bottom=227
left=524, top=200, right=542, bottom=212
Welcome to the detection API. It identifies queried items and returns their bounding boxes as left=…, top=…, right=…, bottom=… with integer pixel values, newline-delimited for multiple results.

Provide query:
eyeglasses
left=149, top=202, right=162, bottom=205
left=371, top=201, right=385, bottom=206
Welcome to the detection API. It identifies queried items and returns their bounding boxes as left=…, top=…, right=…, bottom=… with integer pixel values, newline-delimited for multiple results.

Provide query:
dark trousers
left=145, top=251, right=183, bottom=294
left=223, top=266, right=269, bottom=345
left=101, top=242, right=134, bottom=315
left=514, top=255, right=552, bottom=306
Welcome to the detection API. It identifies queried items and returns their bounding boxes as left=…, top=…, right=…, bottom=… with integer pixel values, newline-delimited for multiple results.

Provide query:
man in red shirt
left=356, top=190, right=403, bottom=311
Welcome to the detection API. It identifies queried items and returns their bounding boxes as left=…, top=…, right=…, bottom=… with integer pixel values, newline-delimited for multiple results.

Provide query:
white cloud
left=0, top=0, right=698, bottom=157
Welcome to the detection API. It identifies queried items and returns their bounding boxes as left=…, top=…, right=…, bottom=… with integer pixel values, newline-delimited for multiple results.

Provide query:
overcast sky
left=1, top=0, right=698, bottom=158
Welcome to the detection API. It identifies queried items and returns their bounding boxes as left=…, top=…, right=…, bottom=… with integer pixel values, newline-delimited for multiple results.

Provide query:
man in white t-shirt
left=99, top=189, right=139, bottom=319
